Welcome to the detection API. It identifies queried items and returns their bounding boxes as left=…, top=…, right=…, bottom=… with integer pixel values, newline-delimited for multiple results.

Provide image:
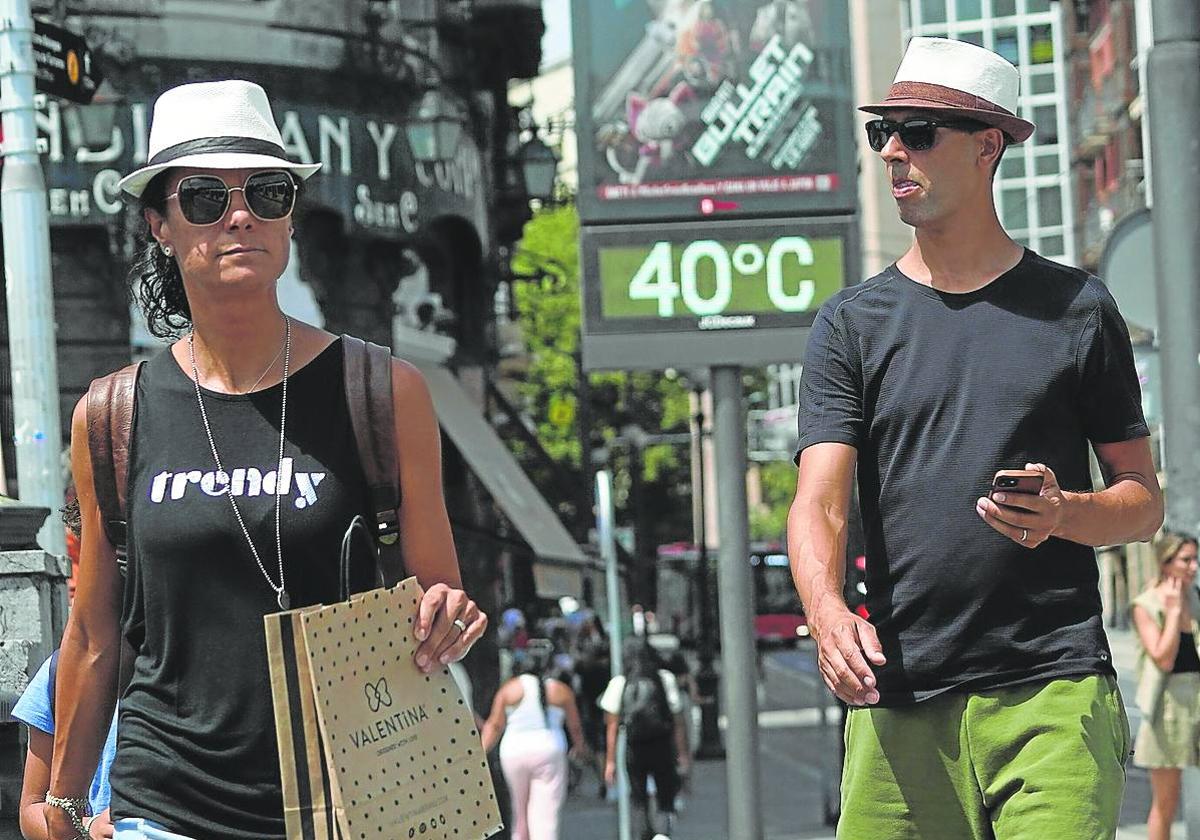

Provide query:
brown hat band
left=884, top=81, right=1016, bottom=117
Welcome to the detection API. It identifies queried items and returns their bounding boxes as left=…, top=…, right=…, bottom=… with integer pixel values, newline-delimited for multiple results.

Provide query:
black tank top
left=1173, top=632, right=1200, bottom=674
left=109, top=339, right=377, bottom=838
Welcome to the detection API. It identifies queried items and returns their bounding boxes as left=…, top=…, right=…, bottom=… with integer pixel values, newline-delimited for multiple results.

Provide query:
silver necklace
left=244, top=344, right=285, bottom=394
left=188, top=317, right=292, bottom=610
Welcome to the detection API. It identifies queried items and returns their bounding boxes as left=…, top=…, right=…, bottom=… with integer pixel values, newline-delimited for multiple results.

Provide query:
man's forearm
left=787, top=498, right=851, bottom=631
left=1057, top=477, right=1163, bottom=546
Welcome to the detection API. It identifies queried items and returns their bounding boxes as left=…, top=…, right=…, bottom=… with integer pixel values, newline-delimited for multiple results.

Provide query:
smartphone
left=990, top=469, right=1044, bottom=500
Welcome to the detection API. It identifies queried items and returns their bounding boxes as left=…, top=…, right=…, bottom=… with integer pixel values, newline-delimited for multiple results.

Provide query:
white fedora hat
left=118, top=79, right=322, bottom=198
left=859, top=37, right=1035, bottom=143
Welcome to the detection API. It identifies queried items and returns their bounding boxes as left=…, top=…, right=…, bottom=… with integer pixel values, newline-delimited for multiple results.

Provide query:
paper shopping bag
left=269, top=577, right=502, bottom=840
left=266, top=604, right=347, bottom=840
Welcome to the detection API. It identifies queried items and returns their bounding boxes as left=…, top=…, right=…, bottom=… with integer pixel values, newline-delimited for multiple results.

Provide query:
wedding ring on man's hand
left=453, top=618, right=468, bottom=634
left=1021, top=529, right=1028, bottom=542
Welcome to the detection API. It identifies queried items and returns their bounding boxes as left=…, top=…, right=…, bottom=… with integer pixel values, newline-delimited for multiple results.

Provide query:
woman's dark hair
left=131, top=171, right=192, bottom=339
left=129, top=169, right=304, bottom=339
left=622, top=638, right=662, bottom=680
left=519, top=638, right=555, bottom=726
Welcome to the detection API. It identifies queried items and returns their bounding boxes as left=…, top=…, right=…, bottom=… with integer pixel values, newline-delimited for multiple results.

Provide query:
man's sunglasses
left=864, top=117, right=987, bottom=152
left=166, top=170, right=297, bottom=226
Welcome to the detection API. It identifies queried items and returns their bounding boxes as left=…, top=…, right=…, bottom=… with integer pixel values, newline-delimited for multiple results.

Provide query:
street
left=559, top=628, right=1189, bottom=840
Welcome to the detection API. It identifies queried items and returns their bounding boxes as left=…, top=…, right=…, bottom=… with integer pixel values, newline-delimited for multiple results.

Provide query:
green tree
left=750, top=459, right=797, bottom=541
left=510, top=205, right=695, bottom=597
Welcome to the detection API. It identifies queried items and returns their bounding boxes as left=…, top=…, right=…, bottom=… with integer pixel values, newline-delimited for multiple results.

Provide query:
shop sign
left=28, top=97, right=484, bottom=238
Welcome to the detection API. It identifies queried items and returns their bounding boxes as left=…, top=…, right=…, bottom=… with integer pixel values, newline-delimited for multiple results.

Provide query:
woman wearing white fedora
left=43, top=79, right=488, bottom=840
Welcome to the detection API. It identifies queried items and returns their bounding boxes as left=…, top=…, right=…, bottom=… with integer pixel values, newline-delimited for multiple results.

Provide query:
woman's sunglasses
left=864, top=117, right=987, bottom=152
left=166, top=170, right=297, bottom=226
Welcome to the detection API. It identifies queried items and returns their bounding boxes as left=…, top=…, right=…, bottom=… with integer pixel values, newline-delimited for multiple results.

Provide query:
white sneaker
left=651, top=835, right=671, bottom=840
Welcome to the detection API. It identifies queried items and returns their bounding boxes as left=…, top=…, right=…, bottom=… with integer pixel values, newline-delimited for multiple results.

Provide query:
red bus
left=655, top=542, right=808, bottom=647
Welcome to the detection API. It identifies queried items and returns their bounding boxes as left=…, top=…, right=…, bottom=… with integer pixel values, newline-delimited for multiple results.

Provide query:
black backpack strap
left=86, top=363, right=143, bottom=567
left=341, top=335, right=404, bottom=586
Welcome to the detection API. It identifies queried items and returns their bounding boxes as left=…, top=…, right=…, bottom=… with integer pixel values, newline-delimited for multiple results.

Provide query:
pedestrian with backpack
left=600, top=639, right=690, bottom=840
left=43, top=80, right=487, bottom=840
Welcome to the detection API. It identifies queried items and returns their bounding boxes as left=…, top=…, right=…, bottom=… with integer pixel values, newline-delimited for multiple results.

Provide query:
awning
left=414, top=363, right=587, bottom=597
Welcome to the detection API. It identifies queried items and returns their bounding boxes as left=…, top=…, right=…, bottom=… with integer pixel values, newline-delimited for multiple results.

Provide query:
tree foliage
left=511, top=205, right=695, bottom=555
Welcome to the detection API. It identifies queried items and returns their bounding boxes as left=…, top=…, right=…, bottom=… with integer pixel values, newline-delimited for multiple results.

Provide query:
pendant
left=277, top=589, right=291, bottom=611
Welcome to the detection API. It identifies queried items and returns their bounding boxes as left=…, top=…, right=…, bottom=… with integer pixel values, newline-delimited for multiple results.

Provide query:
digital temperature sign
left=580, top=217, right=854, bottom=371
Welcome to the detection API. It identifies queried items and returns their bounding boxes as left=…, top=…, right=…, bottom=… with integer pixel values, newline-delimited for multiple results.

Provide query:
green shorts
left=838, top=674, right=1130, bottom=840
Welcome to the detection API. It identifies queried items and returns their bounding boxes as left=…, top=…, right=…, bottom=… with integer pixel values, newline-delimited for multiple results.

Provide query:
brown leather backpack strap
left=86, top=362, right=143, bottom=560
left=342, top=335, right=404, bottom=585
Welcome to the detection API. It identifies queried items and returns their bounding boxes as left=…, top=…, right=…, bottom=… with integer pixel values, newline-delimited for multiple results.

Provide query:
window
left=992, top=0, right=1017, bottom=17
left=1029, top=70, right=1056, bottom=95
left=1029, top=24, right=1054, bottom=64
left=956, top=0, right=982, bottom=21
left=1026, top=0, right=1051, bottom=12
left=995, top=28, right=1019, bottom=64
left=1033, top=105, right=1058, bottom=145
left=1040, top=234, right=1065, bottom=256
left=959, top=30, right=984, bottom=47
left=1002, top=187, right=1028, bottom=229
left=1034, top=153, right=1060, bottom=176
left=920, top=0, right=947, bottom=25
left=1037, top=186, right=1063, bottom=226
left=1000, top=155, right=1026, bottom=179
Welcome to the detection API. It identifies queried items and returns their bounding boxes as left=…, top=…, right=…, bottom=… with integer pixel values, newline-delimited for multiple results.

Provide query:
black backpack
left=620, top=671, right=674, bottom=743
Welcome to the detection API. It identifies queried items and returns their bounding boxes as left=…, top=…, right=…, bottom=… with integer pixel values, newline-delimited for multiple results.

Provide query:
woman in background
left=482, top=641, right=587, bottom=840
left=1131, top=532, right=1200, bottom=840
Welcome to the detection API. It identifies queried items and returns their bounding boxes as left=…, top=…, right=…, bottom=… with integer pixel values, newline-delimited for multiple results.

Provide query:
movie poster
left=571, top=0, right=856, bottom=224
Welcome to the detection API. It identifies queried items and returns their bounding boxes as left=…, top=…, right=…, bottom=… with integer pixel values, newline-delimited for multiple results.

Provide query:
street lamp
left=405, top=88, right=464, bottom=164
left=518, top=135, right=558, bottom=203
left=62, top=81, right=121, bottom=150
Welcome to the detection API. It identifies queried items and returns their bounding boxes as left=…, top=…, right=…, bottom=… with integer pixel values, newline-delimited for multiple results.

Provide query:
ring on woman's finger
left=452, top=618, right=468, bottom=634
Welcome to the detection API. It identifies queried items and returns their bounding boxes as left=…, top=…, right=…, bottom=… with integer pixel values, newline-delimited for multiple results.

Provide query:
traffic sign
left=31, top=18, right=100, bottom=104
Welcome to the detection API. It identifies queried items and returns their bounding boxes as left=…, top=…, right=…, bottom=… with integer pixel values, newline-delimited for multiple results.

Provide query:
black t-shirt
left=1173, top=632, right=1200, bottom=674
left=109, top=340, right=376, bottom=838
left=796, top=250, right=1148, bottom=705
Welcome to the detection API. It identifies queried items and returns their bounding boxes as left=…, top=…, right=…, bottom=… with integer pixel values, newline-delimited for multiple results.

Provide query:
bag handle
left=341, top=336, right=405, bottom=586
left=339, top=515, right=379, bottom=601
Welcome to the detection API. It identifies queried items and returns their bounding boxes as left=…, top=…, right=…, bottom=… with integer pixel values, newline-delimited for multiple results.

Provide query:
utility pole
left=0, top=0, right=66, bottom=554
left=690, top=382, right=724, bottom=759
left=711, top=365, right=762, bottom=840
left=596, top=470, right=632, bottom=840
left=1149, top=2, right=1200, bottom=537
left=1148, top=2, right=1200, bottom=832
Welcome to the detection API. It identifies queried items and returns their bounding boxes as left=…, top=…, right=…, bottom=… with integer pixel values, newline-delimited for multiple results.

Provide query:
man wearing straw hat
left=788, top=37, right=1163, bottom=838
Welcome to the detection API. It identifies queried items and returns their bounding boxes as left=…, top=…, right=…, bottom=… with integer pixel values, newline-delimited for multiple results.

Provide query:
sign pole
left=1148, top=1, right=1200, bottom=835
left=596, top=469, right=632, bottom=840
left=0, top=0, right=66, bottom=554
left=690, top=382, right=725, bottom=759
left=711, top=365, right=762, bottom=840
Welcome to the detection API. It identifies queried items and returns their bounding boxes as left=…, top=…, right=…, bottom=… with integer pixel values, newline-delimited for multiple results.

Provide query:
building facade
left=0, top=0, right=588, bottom=749
left=1064, top=0, right=1148, bottom=272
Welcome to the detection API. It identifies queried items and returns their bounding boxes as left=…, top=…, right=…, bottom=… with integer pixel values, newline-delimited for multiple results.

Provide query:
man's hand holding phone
left=811, top=605, right=887, bottom=706
left=975, top=462, right=1066, bottom=548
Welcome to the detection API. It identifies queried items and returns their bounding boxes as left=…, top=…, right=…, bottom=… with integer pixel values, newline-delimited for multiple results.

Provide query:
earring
left=161, top=244, right=173, bottom=257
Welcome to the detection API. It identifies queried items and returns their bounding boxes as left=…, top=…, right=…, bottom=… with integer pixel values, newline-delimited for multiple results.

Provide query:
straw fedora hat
left=118, top=79, right=322, bottom=198
left=859, top=37, right=1035, bottom=143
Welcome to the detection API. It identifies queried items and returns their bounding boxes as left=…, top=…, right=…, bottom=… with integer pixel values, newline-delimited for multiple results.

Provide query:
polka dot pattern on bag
left=299, top=578, right=502, bottom=839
